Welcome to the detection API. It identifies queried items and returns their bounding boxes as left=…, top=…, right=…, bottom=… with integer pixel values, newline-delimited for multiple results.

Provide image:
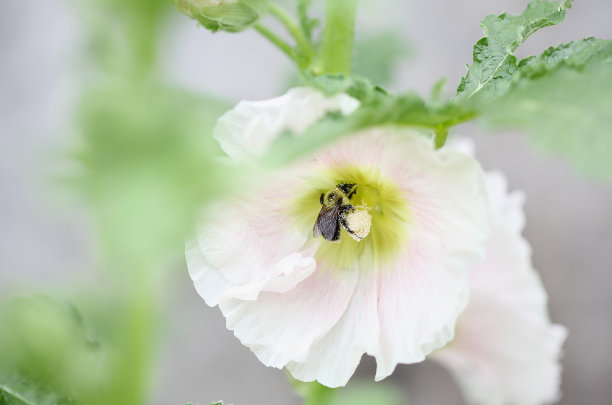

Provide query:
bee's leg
left=319, top=193, right=324, bottom=205
left=338, top=205, right=358, bottom=238
left=347, top=187, right=357, bottom=200
left=339, top=204, right=354, bottom=217
left=331, top=222, right=341, bottom=241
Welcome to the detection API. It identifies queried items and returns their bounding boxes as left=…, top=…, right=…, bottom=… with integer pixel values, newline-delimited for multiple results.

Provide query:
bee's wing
left=313, top=202, right=341, bottom=241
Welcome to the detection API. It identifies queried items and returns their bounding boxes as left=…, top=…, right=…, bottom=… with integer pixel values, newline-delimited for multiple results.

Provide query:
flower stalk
left=318, top=0, right=358, bottom=75
left=268, top=3, right=314, bottom=67
left=253, top=23, right=297, bottom=61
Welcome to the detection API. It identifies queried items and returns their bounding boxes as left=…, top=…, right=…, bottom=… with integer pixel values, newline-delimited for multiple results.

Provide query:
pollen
left=345, top=208, right=372, bottom=241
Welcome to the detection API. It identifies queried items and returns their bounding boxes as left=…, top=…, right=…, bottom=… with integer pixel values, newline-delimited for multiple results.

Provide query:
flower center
left=312, top=182, right=372, bottom=242
left=290, top=164, right=411, bottom=270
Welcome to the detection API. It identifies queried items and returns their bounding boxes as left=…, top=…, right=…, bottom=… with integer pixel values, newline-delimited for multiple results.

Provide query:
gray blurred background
left=1, top=0, right=611, bottom=404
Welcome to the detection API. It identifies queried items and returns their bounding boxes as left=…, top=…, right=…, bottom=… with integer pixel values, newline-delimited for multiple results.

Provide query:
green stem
left=319, top=0, right=357, bottom=75
left=304, top=386, right=336, bottom=405
left=268, top=3, right=314, bottom=63
left=254, top=23, right=297, bottom=61
left=103, top=274, right=159, bottom=405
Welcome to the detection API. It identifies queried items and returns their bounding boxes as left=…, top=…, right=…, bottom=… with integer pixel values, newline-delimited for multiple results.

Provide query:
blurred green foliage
left=76, top=0, right=170, bottom=75
left=0, top=287, right=172, bottom=405
left=290, top=379, right=403, bottom=405
left=0, top=296, right=108, bottom=405
left=2, top=0, right=237, bottom=404
left=74, top=82, right=232, bottom=271
left=481, top=62, right=612, bottom=178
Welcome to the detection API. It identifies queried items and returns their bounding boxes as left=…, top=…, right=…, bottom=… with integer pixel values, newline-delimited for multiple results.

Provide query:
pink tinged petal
left=188, top=172, right=317, bottom=303
left=218, top=267, right=359, bottom=369
left=214, top=87, right=360, bottom=162
left=432, top=171, right=567, bottom=405
left=196, top=195, right=308, bottom=288
left=374, top=238, right=470, bottom=380
left=434, top=297, right=567, bottom=405
left=286, top=250, right=380, bottom=387
left=383, top=133, right=490, bottom=260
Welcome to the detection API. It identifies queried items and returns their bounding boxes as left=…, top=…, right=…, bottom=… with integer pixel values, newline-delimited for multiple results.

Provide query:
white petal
left=218, top=266, right=359, bottom=368
left=214, top=87, right=360, bottom=162
left=286, top=249, right=380, bottom=387
left=373, top=234, right=471, bottom=379
left=187, top=170, right=318, bottom=303
left=196, top=189, right=307, bottom=288
left=223, top=252, right=316, bottom=300
left=185, top=238, right=233, bottom=307
left=432, top=171, right=567, bottom=405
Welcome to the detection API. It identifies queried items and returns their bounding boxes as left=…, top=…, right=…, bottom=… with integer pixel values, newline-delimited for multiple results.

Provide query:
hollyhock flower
left=431, top=145, right=567, bottom=405
left=186, top=87, right=490, bottom=387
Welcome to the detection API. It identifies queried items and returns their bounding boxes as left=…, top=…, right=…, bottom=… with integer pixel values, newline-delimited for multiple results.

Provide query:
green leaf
left=456, top=0, right=570, bottom=102
left=430, top=78, right=447, bottom=105
left=173, top=0, right=268, bottom=32
left=453, top=0, right=612, bottom=179
left=0, top=296, right=104, bottom=405
left=305, top=74, right=387, bottom=104
left=516, top=37, right=612, bottom=79
left=265, top=82, right=474, bottom=166
left=480, top=61, right=612, bottom=178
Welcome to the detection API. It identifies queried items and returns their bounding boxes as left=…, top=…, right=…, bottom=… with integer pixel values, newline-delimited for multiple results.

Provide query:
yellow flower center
left=290, top=164, right=411, bottom=270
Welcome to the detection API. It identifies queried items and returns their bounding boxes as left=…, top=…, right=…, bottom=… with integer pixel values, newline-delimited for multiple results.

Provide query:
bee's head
left=336, top=183, right=356, bottom=195
left=325, top=190, right=340, bottom=205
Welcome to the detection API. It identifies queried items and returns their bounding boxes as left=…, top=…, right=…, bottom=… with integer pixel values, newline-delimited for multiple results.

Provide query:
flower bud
left=173, top=0, right=268, bottom=33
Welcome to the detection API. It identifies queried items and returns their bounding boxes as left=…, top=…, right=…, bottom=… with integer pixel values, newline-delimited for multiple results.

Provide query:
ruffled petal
left=286, top=248, right=380, bottom=387
left=218, top=266, right=359, bottom=368
left=223, top=252, right=316, bottom=300
left=432, top=171, right=567, bottom=405
left=214, top=87, right=360, bottom=162
left=374, top=236, right=470, bottom=379
left=185, top=238, right=233, bottom=307
left=196, top=180, right=308, bottom=283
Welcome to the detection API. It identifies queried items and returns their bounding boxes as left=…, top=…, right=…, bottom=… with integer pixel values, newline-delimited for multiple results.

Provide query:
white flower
left=431, top=145, right=568, bottom=405
left=186, top=87, right=490, bottom=387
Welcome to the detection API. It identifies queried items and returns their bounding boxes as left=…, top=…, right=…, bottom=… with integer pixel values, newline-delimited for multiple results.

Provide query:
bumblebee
left=313, top=183, right=370, bottom=242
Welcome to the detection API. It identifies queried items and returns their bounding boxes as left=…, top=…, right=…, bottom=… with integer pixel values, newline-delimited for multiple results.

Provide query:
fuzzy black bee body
left=313, top=183, right=359, bottom=242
